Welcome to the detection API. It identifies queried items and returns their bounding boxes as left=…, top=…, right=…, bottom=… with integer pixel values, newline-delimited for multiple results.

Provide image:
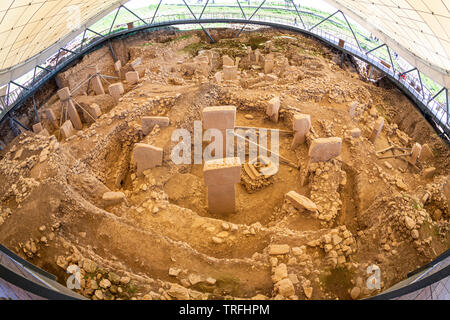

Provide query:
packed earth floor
left=0, top=28, right=448, bottom=300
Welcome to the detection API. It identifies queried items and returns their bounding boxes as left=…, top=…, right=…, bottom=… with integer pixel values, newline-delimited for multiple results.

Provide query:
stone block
left=32, top=123, right=43, bottom=134
left=114, top=60, right=122, bottom=72
left=60, top=120, right=74, bottom=139
left=203, top=106, right=236, bottom=130
left=84, top=103, right=102, bottom=120
left=420, top=144, right=434, bottom=161
left=45, top=109, right=58, bottom=128
left=102, top=191, right=126, bottom=206
left=409, top=143, right=422, bottom=165
left=67, top=100, right=82, bottom=130
left=134, top=66, right=147, bottom=78
left=223, top=65, right=237, bottom=81
left=57, top=87, right=71, bottom=101
left=222, top=55, right=234, bottom=66
left=291, top=114, right=311, bottom=149
left=269, top=244, right=290, bottom=255
left=203, top=157, right=241, bottom=186
left=91, top=75, right=105, bottom=95
left=126, top=71, right=139, bottom=85
left=132, top=143, right=163, bottom=175
left=422, top=167, right=436, bottom=179
left=266, top=97, right=280, bottom=123
left=309, top=137, right=342, bottom=162
left=130, top=57, right=142, bottom=70
left=370, top=117, right=384, bottom=143
left=264, top=58, right=274, bottom=74
left=86, top=65, right=99, bottom=75
left=108, top=83, right=124, bottom=104
left=286, top=191, right=318, bottom=212
left=142, top=116, right=170, bottom=135
left=350, top=128, right=361, bottom=138
left=38, top=129, right=50, bottom=137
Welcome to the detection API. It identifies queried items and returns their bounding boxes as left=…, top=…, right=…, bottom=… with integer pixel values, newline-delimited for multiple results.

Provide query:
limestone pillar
left=370, top=117, right=384, bottom=143
left=57, top=87, right=82, bottom=130
left=108, top=83, right=124, bottom=105
left=204, top=157, right=241, bottom=214
left=203, top=106, right=236, bottom=156
left=132, top=143, right=163, bottom=175
left=87, top=65, right=105, bottom=95
left=309, top=137, right=342, bottom=162
left=291, top=114, right=311, bottom=149
left=266, top=96, right=280, bottom=123
left=409, top=143, right=422, bottom=165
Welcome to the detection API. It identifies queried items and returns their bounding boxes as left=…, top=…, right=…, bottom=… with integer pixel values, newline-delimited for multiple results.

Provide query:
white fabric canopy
left=325, top=0, right=450, bottom=88
left=0, top=0, right=449, bottom=88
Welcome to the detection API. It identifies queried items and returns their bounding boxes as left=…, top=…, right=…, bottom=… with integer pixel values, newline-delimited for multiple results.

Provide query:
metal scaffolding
left=0, top=2, right=448, bottom=139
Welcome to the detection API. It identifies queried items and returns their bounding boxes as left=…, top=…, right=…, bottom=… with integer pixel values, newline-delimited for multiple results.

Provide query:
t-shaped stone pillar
left=264, top=56, right=274, bottom=74
left=291, top=114, right=311, bottom=150
left=266, top=96, right=280, bottom=123
left=204, top=157, right=241, bottom=214
left=370, top=117, right=384, bottom=143
left=308, top=137, right=342, bottom=162
left=203, top=106, right=236, bottom=156
left=132, top=143, right=163, bottom=175
left=223, top=65, right=238, bottom=81
left=409, top=143, right=422, bottom=165
left=126, top=71, right=140, bottom=85
left=222, top=55, right=234, bottom=67
left=57, top=87, right=83, bottom=130
left=108, top=83, right=124, bottom=104
left=86, top=65, right=105, bottom=95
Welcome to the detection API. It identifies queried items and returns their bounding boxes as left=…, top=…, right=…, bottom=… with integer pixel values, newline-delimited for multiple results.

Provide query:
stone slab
left=203, top=157, right=241, bottom=186
left=308, top=137, right=342, bottom=162
left=203, top=106, right=236, bottom=130
left=132, top=143, right=163, bottom=175
left=142, top=116, right=170, bottom=135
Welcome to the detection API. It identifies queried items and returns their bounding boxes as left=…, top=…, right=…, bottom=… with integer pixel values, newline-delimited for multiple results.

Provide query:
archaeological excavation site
left=0, top=1, right=449, bottom=303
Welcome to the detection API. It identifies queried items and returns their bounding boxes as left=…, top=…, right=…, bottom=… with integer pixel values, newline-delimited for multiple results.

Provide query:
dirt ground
left=0, top=28, right=448, bottom=301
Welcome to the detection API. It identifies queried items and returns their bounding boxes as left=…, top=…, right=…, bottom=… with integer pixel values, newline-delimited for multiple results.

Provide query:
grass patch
left=182, top=42, right=209, bottom=56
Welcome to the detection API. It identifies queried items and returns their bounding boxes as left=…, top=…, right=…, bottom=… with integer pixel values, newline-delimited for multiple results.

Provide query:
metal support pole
left=109, top=6, right=121, bottom=34
left=427, top=87, right=445, bottom=105
left=368, top=65, right=373, bottom=80
left=10, top=81, right=29, bottom=91
left=122, top=5, right=147, bottom=25
left=151, top=0, right=163, bottom=25
left=31, top=67, right=37, bottom=86
left=79, top=29, right=87, bottom=52
left=86, top=28, right=105, bottom=38
left=8, top=115, right=29, bottom=132
left=290, top=0, right=306, bottom=29
left=399, top=67, right=416, bottom=77
left=61, top=48, right=76, bottom=55
left=54, top=49, right=62, bottom=67
left=199, top=0, right=210, bottom=19
left=182, top=0, right=215, bottom=43
left=446, top=88, right=449, bottom=126
left=237, top=0, right=247, bottom=19
left=417, top=71, right=425, bottom=98
left=5, top=83, right=11, bottom=109
left=36, top=65, right=52, bottom=73
left=386, top=46, right=395, bottom=73
left=309, top=10, right=339, bottom=32
left=33, top=95, right=39, bottom=123
left=108, top=40, right=117, bottom=62
left=340, top=11, right=362, bottom=52
left=365, top=43, right=385, bottom=55
left=236, top=0, right=267, bottom=38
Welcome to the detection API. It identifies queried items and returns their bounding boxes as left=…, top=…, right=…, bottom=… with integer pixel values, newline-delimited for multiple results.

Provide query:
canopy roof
left=326, top=0, right=450, bottom=87
left=0, top=0, right=449, bottom=87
